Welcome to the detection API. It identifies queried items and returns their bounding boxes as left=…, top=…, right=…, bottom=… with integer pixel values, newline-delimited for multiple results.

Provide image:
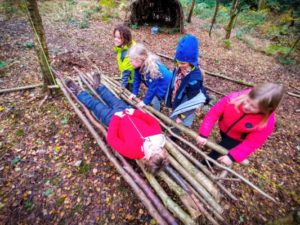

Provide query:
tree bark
left=225, top=0, right=239, bottom=39
left=258, top=0, right=266, bottom=10
left=186, top=0, right=196, bottom=23
left=27, top=0, right=56, bottom=90
left=209, top=0, right=220, bottom=37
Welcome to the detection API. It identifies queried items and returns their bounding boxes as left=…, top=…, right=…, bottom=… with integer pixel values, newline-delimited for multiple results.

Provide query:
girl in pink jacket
left=197, top=83, right=284, bottom=166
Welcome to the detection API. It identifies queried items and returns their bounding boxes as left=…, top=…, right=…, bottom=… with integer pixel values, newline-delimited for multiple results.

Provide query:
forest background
left=0, top=0, right=299, bottom=224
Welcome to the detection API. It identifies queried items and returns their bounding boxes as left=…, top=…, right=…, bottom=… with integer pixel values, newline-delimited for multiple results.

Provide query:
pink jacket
left=198, top=90, right=275, bottom=163
left=107, top=109, right=162, bottom=159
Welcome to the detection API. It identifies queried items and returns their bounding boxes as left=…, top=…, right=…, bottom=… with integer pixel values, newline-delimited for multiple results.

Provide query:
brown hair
left=142, top=150, right=169, bottom=174
left=113, top=25, right=132, bottom=46
left=232, top=82, right=284, bottom=126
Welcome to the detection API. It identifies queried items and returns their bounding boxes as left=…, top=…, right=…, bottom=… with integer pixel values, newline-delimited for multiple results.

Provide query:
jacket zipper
left=225, top=113, right=246, bottom=134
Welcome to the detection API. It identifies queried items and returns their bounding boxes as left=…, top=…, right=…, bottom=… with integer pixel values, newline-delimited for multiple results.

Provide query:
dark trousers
left=77, top=85, right=129, bottom=126
left=125, top=83, right=133, bottom=92
left=207, top=131, right=241, bottom=160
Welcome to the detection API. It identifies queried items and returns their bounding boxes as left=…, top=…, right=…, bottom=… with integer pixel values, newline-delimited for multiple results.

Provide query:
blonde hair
left=231, top=83, right=284, bottom=127
left=142, top=149, right=168, bottom=174
left=128, top=43, right=161, bottom=79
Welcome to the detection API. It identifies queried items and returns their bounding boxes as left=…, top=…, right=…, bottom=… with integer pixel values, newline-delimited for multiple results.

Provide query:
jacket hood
left=175, top=34, right=199, bottom=66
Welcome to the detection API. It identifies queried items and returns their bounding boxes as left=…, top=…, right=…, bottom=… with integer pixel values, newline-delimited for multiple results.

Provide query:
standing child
left=128, top=43, right=172, bottom=111
left=197, top=83, right=284, bottom=166
left=113, top=25, right=136, bottom=91
left=165, top=34, right=209, bottom=127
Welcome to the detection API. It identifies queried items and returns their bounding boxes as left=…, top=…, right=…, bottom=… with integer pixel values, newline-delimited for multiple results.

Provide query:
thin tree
left=26, top=0, right=56, bottom=91
left=225, top=0, right=239, bottom=39
left=258, top=0, right=266, bottom=10
left=284, top=36, right=300, bottom=59
left=209, top=0, right=220, bottom=37
left=186, top=0, right=196, bottom=23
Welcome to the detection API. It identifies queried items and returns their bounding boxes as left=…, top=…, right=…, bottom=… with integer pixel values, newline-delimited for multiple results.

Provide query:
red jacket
left=107, top=109, right=162, bottom=159
left=198, top=90, right=275, bottom=163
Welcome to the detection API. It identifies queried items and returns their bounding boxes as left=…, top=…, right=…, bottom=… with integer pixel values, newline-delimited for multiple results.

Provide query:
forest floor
left=0, top=1, right=299, bottom=225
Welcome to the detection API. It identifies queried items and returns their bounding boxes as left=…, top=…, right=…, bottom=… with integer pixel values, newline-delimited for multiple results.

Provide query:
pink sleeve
left=198, top=95, right=230, bottom=138
left=107, top=117, right=138, bottom=159
left=229, top=114, right=275, bottom=163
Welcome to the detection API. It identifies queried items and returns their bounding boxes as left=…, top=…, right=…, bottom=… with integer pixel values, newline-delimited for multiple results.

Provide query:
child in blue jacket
left=128, top=43, right=172, bottom=111
left=165, top=34, right=209, bottom=127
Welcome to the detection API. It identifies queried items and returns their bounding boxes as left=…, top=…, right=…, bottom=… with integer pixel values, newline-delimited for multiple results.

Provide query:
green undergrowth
left=180, top=0, right=299, bottom=65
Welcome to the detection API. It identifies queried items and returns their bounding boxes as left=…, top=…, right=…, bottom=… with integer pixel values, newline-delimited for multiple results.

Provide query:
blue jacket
left=165, top=66, right=209, bottom=110
left=132, top=63, right=172, bottom=105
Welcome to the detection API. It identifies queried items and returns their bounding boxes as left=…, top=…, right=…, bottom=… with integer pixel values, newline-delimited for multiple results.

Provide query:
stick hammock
left=52, top=65, right=276, bottom=225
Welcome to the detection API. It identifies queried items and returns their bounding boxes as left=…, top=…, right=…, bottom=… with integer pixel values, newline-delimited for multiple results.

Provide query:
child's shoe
left=92, top=72, right=101, bottom=89
left=65, top=79, right=82, bottom=96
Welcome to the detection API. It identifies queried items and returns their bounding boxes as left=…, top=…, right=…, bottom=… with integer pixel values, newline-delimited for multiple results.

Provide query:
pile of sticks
left=52, top=66, right=275, bottom=225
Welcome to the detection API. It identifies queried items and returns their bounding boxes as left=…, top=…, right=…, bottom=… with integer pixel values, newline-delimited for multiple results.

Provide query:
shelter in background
left=126, top=0, right=184, bottom=33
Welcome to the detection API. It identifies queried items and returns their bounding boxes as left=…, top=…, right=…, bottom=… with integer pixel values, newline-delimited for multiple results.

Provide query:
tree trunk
left=209, top=0, right=220, bottom=37
left=27, top=0, right=56, bottom=91
left=258, top=0, right=266, bottom=10
left=284, top=36, right=300, bottom=59
left=225, top=0, right=239, bottom=39
left=186, top=0, right=196, bottom=23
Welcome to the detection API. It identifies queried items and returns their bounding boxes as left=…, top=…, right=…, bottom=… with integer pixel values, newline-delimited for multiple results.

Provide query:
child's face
left=130, top=57, right=143, bottom=68
left=242, top=97, right=260, bottom=114
left=114, top=30, right=123, bottom=47
left=177, top=61, right=192, bottom=71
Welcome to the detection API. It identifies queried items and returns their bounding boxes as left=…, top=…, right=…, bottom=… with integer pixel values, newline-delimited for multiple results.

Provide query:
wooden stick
left=205, top=86, right=225, bottom=96
left=287, top=92, right=300, bottom=98
left=164, top=166, right=222, bottom=225
left=56, top=78, right=169, bottom=225
left=167, top=154, right=223, bottom=214
left=290, top=84, right=300, bottom=92
left=168, top=139, right=238, bottom=201
left=0, top=83, right=59, bottom=94
left=118, top=157, right=178, bottom=225
left=156, top=52, right=254, bottom=87
left=216, top=177, right=241, bottom=182
left=165, top=141, right=220, bottom=200
left=137, top=161, right=196, bottom=225
left=158, top=171, right=201, bottom=220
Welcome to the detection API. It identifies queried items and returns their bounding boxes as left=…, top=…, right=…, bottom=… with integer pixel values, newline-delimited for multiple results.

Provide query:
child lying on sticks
left=66, top=73, right=168, bottom=173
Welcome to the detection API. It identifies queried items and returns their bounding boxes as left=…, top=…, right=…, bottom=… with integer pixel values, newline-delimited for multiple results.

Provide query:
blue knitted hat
left=175, top=34, right=199, bottom=66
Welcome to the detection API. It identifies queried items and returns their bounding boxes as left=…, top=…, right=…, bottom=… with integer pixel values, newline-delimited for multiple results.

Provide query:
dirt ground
left=0, top=1, right=299, bottom=225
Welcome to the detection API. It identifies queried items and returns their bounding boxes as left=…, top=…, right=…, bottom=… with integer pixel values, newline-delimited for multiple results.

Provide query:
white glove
left=136, top=101, right=146, bottom=109
left=129, top=94, right=136, bottom=100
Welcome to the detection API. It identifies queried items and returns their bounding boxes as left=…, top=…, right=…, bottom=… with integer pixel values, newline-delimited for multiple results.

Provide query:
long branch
left=0, top=83, right=59, bottom=94
left=137, top=162, right=196, bottom=225
left=56, top=78, right=168, bottom=225
left=167, top=138, right=238, bottom=201
left=156, top=52, right=254, bottom=87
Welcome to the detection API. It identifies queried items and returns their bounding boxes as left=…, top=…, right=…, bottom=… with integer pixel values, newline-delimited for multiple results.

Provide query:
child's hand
left=129, top=94, right=136, bottom=100
left=217, top=155, right=233, bottom=166
left=175, top=117, right=182, bottom=124
left=196, top=136, right=207, bottom=147
left=136, top=101, right=145, bottom=109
